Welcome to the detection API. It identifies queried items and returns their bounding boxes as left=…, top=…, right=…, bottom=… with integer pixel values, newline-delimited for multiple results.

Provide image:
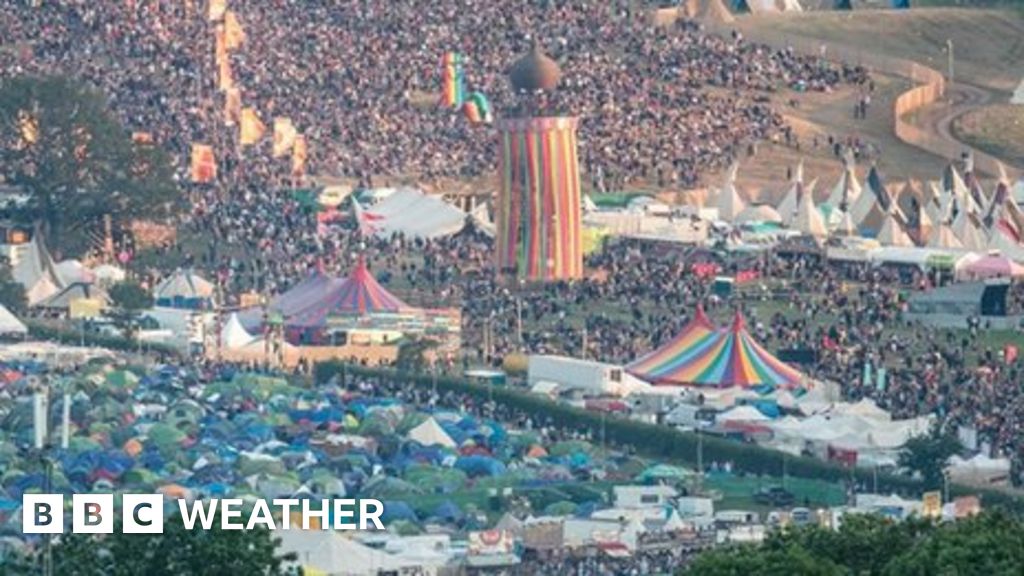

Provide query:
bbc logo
left=24, top=494, right=164, bottom=534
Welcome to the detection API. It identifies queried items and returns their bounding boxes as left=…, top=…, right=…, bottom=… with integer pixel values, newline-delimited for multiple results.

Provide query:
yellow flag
left=292, top=136, right=308, bottom=177
left=190, top=144, right=217, bottom=183
left=272, top=117, right=297, bottom=158
left=218, top=56, right=233, bottom=91
left=224, top=87, right=242, bottom=126
left=18, top=110, right=38, bottom=146
left=240, top=108, right=265, bottom=146
left=208, top=0, right=226, bottom=21
left=224, top=11, right=245, bottom=50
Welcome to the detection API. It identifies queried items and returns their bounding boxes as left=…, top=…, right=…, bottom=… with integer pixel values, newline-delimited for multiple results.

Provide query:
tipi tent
left=777, top=161, right=805, bottom=223
left=736, top=204, right=783, bottom=224
left=154, top=270, right=215, bottom=309
left=792, top=184, right=828, bottom=238
left=1012, top=78, right=1024, bottom=105
left=35, top=282, right=109, bottom=311
left=0, top=304, right=28, bottom=336
left=779, top=0, right=803, bottom=11
left=54, top=260, right=94, bottom=285
left=927, top=224, right=963, bottom=249
left=831, top=209, right=858, bottom=236
left=408, top=417, right=457, bottom=449
left=716, top=162, right=746, bottom=221
left=11, top=236, right=63, bottom=306
left=690, top=0, right=736, bottom=22
left=876, top=211, right=914, bottom=247
left=953, top=210, right=988, bottom=251
left=826, top=159, right=862, bottom=210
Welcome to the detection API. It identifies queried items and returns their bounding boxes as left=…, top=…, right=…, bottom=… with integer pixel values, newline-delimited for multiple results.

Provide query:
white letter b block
left=23, top=494, right=63, bottom=534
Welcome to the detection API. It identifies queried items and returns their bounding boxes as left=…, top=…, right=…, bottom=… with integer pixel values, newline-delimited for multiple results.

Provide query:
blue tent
left=433, top=500, right=464, bottom=523
left=381, top=500, right=419, bottom=523
left=454, top=456, right=506, bottom=477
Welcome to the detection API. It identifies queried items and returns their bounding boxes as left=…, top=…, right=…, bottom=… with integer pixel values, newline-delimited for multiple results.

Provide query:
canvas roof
left=221, top=312, right=255, bottom=349
left=35, top=282, right=109, bottom=310
left=12, top=236, right=63, bottom=305
left=792, top=183, right=828, bottom=238
left=716, top=163, right=745, bottom=222
left=154, top=270, right=215, bottom=300
left=355, top=188, right=467, bottom=239
left=407, top=417, right=457, bottom=449
left=0, top=304, right=27, bottom=335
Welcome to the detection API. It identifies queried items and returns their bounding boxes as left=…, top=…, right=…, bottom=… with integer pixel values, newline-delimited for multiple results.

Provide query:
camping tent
left=0, top=304, right=27, bottom=336
left=54, top=260, right=93, bottom=285
left=408, top=417, right=457, bottom=449
left=354, top=188, right=468, bottom=239
left=629, top=309, right=805, bottom=388
left=154, top=270, right=215, bottom=309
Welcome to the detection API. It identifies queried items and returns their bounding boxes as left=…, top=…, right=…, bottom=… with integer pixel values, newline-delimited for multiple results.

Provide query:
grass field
left=952, top=104, right=1024, bottom=166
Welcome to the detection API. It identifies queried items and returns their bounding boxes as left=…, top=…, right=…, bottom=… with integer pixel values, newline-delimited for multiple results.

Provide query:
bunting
left=272, top=117, right=297, bottom=158
left=190, top=144, right=217, bottom=183
left=224, top=10, right=245, bottom=49
left=239, top=107, right=265, bottom=146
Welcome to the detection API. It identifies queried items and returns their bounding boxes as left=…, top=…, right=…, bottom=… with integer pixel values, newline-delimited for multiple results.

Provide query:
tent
left=826, top=158, right=862, bottom=211
left=34, top=282, right=109, bottom=311
left=791, top=183, right=828, bottom=238
left=736, top=204, right=782, bottom=224
left=54, top=260, right=93, bottom=285
left=408, top=417, right=457, bottom=449
left=0, top=304, right=27, bottom=336
left=354, top=188, right=468, bottom=239
left=92, top=264, right=126, bottom=285
left=154, top=270, right=215, bottom=309
left=687, top=0, right=736, bottom=23
left=959, top=252, right=1024, bottom=280
left=988, top=230, right=1024, bottom=262
left=264, top=258, right=407, bottom=330
left=947, top=454, right=1011, bottom=487
left=778, top=0, right=803, bottom=11
left=953, top=210, right=988, bottom=251
left=716, top=163, right=746, bottom=222
left=11, top=236, right=63, bottom=306
left=875, top=211, right=913, bottom=247
left=1012, top=78, right=1024, bottom=105
left=220, top=312, right=255, bottom=349
left=926, top=224, right=963, bottom=249
left=276, top=529, right=408, bottom=575
left=629, top=309, right=805, bottom=389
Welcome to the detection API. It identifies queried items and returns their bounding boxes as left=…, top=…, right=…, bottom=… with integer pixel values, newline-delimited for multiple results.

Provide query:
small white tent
left=876, top=211, right=913, bottom=247
left=154, top=270, right=215, bottom=302
left=927, top=224, right=964, bottom=249
left=220, top=312, right=255, bottom=349
left=11, top=237, right=63, bottom=306
left=792, top=185, right=828, bottom=238
left=952, top=210, right=988, bottom=251
left=0, top=304, right=28, bottom=336
left=1011, top=78, right=1024, bottom=105
left=407, top=417, right=457, bottom=449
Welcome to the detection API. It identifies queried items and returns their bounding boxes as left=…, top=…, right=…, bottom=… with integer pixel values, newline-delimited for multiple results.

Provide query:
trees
left=898, top=424, right=961, bottom=489
left=683, top=512, right=1024, bottom=576
left=11, top=513, right=298, bottom=576
left=0, top=255, right=27, bottom=313
left=0, top=75, right=180, bottom=249
left=107, top=280, right=153, bottom=340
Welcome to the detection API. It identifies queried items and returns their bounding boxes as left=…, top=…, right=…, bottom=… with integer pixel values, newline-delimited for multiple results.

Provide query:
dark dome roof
left=508, top=42, right=561, bottom=92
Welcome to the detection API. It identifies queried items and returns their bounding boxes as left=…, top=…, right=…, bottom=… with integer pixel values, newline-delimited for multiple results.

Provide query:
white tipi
left=927, top=224, right=964, bottom=249
left=952, top=209, right=988, bottom=251
left=1011, top=78, right=1024, bottom=105
left=792, top=183, right=828, bottom=238
left=716, top=162, right=746, bottom=221
left=876, top=210, right=914, bottom=247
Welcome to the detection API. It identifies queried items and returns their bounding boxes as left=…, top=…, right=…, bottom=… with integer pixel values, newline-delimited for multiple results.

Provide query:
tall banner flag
left=239, top=108, right=265, bottom=146
left=208, top=0, right=227, bottom=21
left=190, top=144, right=217, bottom=183
left=441, top=52, right=465, bottom=108
left=291, top=135, right=308, bottom=177
left=876, top=366, right=887, bottom=391
left=272, top=117, right=297, bottom=158
left=224, top=87, right=242, bottom=126
left=215, top=26, right=232, bottom=91
left=224, top=10, right=246, bottom=49
left=462, top=92, right=492, bottom=124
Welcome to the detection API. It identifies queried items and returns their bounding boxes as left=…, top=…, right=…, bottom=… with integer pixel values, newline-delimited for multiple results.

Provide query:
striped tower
left=496, top=41, right=582, bottom=281
left=496, top=117, right=582, bottom=280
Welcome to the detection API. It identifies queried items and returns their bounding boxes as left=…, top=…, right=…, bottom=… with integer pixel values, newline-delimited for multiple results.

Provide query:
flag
left=224, top=10, right=245, bottom=49
left=190, top=144, right=217, bottom=183
left=461, top=91, right=492, bottom=124
left=132, top=132, right=153, bottom=145
left=875, top=366, right=887, bottom=391
left=862, top=361, right=872, bottom=388
left=272, top=117, right=297, bottom=158
left=224, top=87, right=241, bottom=126
left=239, top=107, right=265, bottom=146
left=18, top=110, right=38, bottom=145
left=291, top=135, right=308, bottom=176
left=440, top=52, right=465, bottom=108
left=208, top=0, right=227, bottom=21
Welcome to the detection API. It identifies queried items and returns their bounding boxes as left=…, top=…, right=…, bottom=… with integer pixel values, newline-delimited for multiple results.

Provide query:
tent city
left=1, top=0, right=1023, bottom=574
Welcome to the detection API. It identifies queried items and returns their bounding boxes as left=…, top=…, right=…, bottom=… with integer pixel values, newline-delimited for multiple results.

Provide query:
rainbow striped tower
left=496, top=41, right=582, bottom=281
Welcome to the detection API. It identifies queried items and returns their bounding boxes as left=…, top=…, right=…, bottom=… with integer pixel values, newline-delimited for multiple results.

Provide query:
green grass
left=952, top=104, right=1024, bottom=167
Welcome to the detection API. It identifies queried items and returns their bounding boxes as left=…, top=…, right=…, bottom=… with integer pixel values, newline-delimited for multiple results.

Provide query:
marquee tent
left=154, top=270, right=215, bottom=309
left=628, top=309, right=805, bottom=388
left=354, top=188, right=468, bottom=239
left=220, top=312, right=255, bottom=349
left=264, top=258, right=407, bottom=330
left=959, top=252, right=1024, bottom=280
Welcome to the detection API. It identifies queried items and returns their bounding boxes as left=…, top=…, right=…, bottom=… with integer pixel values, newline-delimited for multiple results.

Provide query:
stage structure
left=495, top=42, right=583, bottom=281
